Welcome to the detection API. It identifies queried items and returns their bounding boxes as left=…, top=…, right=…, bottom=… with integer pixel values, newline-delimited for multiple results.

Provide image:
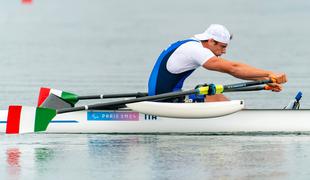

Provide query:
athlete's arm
left=202, top=56, right=287, bottom=83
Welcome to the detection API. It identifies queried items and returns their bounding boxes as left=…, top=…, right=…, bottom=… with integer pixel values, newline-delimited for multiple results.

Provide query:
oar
left=6, top=79, right=273, bottom=134
left=37, top=87, right=148, bottom=106
left=224, top=85, right=273, bottom=92
left=57, top=79, right=273, bottom=113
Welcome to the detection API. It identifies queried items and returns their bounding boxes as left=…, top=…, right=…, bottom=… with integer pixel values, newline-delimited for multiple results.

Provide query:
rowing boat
left=2, top=80, right=308, bottom=134
left=1, top=100, right=310, bottom=134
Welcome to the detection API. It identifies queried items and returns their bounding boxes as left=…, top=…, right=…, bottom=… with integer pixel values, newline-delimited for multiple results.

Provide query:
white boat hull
left=1, top=109, right=310, bottom=133
left=126, top=100, right=244, bottom=118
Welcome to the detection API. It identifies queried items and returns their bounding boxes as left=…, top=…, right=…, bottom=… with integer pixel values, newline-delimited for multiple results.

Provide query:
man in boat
left=148, top=24, right=287, bottom=102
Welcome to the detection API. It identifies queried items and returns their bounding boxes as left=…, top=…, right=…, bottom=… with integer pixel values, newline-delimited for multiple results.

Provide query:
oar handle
left=223, top=79, right=273, bottom=90
left=78, top=92, right=148, bottom=100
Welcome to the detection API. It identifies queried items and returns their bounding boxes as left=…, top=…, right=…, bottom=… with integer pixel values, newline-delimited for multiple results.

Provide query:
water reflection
left=87, top=135, right=159, bottom=179
left=197, top=138, right=288, bottom=179
left=3, top=146, right=55, bottom=180
left=6, top=148, right=21, bottom=180
left=86, top=135, right=292, bottom=179
left=2, top=135, right=310, bottom=179
left=35, top=147, right=55, bottom=174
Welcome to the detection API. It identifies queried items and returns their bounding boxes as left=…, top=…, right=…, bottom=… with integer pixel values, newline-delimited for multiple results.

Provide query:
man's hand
left=265, top=84, right=283, bottom=92
left=269, top=73, right=287, bottom=84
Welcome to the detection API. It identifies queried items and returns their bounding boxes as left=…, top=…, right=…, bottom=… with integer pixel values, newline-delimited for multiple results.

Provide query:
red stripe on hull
left=6, top=106, right=22, bottom=134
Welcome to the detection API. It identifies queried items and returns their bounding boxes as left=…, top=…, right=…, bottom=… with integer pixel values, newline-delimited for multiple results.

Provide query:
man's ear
left=208, top=39, right=215, bottom=45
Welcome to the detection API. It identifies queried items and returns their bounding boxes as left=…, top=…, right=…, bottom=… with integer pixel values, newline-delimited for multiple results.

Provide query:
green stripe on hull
left=34, top=108, right=57, bottom=132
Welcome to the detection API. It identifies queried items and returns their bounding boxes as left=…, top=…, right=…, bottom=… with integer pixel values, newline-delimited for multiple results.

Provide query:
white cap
left=194, top=24, right=231, bottom=44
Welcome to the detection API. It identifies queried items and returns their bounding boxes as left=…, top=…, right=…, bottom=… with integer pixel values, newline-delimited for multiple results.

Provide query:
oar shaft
left=57, top=89, right=197, bottom=114
left=77, top=92, right=148, bottom=100
left=224, top=86, right=266, bottom=92
left=223, top=79, right=272, bottom=90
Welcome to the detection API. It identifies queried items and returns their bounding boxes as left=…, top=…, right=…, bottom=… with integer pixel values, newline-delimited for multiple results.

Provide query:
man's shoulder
left=178, top=39, right=210, bottom=53
left=179, top=39, right=201, bottom=49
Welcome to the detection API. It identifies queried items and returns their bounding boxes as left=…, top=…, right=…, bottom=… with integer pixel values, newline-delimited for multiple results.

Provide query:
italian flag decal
left=37, top=87, right=78, bottom=107
left=6, top=106, right=56, bottom=134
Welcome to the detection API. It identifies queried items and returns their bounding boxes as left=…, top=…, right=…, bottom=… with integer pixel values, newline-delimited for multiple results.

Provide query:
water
left=2, top=134, right=310, bottom=180
left=0, top=0, right=310, bottom=179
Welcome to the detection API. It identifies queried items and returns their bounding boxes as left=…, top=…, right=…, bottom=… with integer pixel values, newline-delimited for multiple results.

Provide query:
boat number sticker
left=87, top=112, right=139, bottom=121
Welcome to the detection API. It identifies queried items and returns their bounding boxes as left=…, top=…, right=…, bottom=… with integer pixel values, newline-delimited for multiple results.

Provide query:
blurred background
left=0, top=0, right=309, bottom=108
left=1, top=1, right=310, bottom=180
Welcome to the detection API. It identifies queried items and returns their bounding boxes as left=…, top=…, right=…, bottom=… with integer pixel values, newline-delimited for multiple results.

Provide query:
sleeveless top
left=148, top=39, right=199, bottom=96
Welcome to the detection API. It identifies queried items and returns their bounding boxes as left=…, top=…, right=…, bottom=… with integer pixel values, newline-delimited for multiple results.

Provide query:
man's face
left=208, top=39, right=228, bottom=56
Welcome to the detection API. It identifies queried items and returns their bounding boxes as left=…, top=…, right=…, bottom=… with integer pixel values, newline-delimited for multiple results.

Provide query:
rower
left=148, top=24, right=287, bottom=102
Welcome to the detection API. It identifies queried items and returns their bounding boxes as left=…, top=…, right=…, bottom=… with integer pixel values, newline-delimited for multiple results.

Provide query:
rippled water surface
left=0, top=0, right=310, bottom=179
left=2, top=134, right=310, bottom=180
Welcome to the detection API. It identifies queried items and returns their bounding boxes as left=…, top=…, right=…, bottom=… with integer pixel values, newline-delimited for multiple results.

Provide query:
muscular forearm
left=228, top=62, right=272, bottom=80
left=203, top=57, right=287, bottom=85
left=203, top=57, right=287, bottom=83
